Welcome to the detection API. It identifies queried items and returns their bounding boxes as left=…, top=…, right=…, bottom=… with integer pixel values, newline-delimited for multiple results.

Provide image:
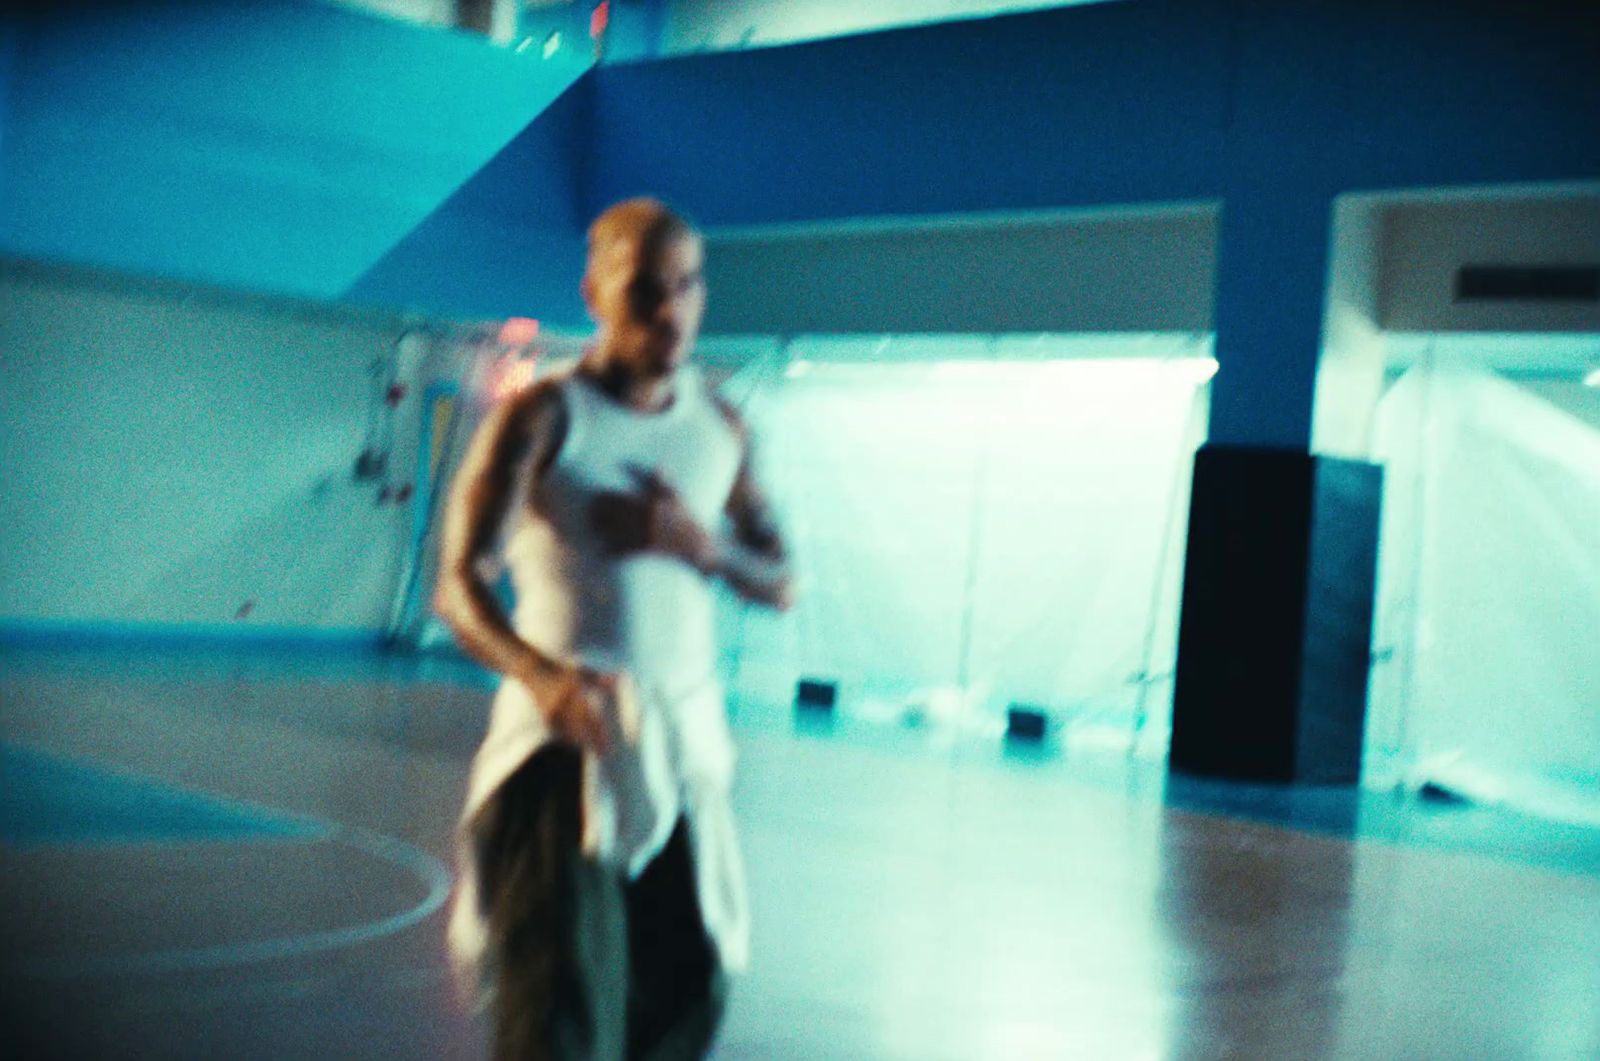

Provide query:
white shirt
left=451, top=364, right=751, bottom=983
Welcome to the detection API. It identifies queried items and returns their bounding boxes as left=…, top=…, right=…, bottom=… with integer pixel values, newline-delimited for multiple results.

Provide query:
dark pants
left=472, top=746, right=727, bottom=1061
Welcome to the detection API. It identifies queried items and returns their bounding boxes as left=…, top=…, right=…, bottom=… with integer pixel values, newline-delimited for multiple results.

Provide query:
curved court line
left=9, top=821, right=453, bottom=980
left=1, top=739, right=333, bottom=848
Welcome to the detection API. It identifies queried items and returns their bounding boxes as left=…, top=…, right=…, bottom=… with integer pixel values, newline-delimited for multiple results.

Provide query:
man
left=435, top=198, right=793, bottom=1060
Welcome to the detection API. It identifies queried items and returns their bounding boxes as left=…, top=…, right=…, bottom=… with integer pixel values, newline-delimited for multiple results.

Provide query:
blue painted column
left=1171, top=183, right=1383, bottom=783
left=1207, top=188, right=1334, bottom=450
left=0, top=17, right=18, bottom=225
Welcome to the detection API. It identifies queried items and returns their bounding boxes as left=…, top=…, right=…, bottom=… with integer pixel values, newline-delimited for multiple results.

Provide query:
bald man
left=435, top=199, right=793, bottom=1060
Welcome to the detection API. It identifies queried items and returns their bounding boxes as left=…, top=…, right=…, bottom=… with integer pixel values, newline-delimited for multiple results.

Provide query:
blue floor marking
left=0, top=741, right=327, bottom=847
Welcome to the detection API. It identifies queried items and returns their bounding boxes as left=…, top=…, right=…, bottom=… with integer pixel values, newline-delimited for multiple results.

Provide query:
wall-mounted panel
left=1381, top=193, right=1600, bottom=333
left=701, top=205, right=1217, bottom=335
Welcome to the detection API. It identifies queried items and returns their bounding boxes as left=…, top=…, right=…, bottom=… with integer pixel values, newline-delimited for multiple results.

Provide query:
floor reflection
left=2, top=644, right=1597, bottom=1059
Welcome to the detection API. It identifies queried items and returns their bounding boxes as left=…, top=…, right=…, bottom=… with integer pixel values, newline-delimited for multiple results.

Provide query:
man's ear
left=580, top=273, right=596, bottom=316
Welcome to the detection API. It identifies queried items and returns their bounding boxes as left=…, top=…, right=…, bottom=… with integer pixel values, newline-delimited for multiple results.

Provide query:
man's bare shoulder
left=481, top=376, right=564, bottom=442
left=473, top=376, right=570, bottom=478
left=709, top=393, right=749, bottom=445
left=497, top=375, right=566, bottom=424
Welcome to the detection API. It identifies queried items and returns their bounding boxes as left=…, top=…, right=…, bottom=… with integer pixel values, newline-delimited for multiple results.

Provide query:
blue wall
left=575, top=0, right=1599, bottom=447
left=4, top=0, right=1595, bottom=443
left=0, top=19, right=16, bottom=219
left=589, top=0, right=1232, bottom=225
left=586, top=0, right=1598, bottom=224
left=0, top=0, right=591, bottom=307
left=343, top=77, right=594, bottom=325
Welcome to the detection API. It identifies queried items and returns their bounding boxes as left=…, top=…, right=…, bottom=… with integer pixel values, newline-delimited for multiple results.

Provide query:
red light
left=590, top=1, right=609, bottom=40
left=498, top=317, right=540, bottom=346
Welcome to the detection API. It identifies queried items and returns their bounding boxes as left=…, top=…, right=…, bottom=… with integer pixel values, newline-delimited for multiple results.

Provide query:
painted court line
left=2, top=742, right=453, bottom=980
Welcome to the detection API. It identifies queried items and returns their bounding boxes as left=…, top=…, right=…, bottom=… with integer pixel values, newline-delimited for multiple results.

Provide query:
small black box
left=1006, top=705, right=1050, bottom=742
left=795, top=679, right=838, bottom=712
left=1170, top=446, right=1381, bottom=784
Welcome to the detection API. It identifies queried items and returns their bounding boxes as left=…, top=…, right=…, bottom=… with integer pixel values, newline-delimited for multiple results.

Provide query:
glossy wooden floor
left=2, top=645, right=1597, bottom=1060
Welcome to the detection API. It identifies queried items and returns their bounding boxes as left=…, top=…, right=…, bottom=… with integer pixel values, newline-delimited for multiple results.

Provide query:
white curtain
left=714, top=334, right=1211, bottom=753
left=1369, top=362, right=1600, bottom=825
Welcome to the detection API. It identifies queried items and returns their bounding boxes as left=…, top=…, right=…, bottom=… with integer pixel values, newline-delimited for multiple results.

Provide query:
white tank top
left=503, top=364, right=742, bottom=689
left=456, top=364, right=752, bottom=977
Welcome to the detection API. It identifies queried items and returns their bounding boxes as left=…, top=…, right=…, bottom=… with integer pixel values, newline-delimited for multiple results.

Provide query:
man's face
left=587, top=232, right=706, bottom=378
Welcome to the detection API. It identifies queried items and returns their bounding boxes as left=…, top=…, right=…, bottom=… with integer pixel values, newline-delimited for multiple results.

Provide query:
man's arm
left=433, top=381, right=613, bottom=750
left=709, top=398, right=795, bottom=610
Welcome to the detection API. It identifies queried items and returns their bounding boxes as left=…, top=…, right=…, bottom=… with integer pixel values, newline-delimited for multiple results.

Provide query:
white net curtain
left=710, top=333, right=1213, bottom=753
left=1368, top=359, right=1600, bottom=825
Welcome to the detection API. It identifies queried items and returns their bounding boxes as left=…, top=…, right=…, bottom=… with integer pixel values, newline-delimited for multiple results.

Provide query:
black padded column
left=1169, top=444, right=1382, bottom=784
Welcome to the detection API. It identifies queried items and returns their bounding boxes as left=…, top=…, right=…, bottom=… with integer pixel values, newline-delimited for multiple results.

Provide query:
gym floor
left=3, top=642, right=1597, bottom=1060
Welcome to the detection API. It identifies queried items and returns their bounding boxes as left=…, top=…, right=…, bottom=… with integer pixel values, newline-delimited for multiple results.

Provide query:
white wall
left=0, top=259, right=435, bottom=634
left=324, top=0, right=526, bottom=41
left=1311, top=196, right=1386, bottom=459
left=664, top=0, right=1117, bottom=53
left=321, top=0, right=456, bottom=29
